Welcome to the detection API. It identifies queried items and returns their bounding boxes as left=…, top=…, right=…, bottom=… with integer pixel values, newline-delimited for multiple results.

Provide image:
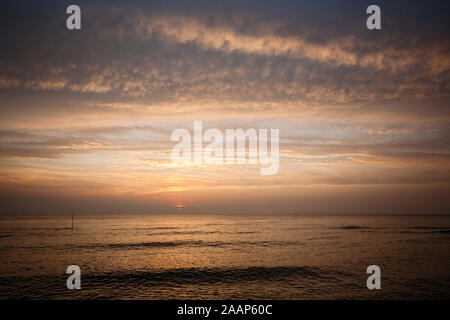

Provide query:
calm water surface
left=0, top=214, right=449, bottom=299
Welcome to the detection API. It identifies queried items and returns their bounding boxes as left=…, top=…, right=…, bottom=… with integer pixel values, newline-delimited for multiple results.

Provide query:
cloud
left=0, top=1, right=448, bottom=121
left=1, top=119, right=448, bottom=190
left=0, top=0, right=449, bottom=214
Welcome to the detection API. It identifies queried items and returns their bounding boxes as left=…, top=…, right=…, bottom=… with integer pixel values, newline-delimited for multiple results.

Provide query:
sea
left=0, top=214, right=449, bottom=299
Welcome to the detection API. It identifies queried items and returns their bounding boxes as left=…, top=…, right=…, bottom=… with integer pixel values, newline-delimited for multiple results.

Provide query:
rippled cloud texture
left=0, top=0, right=449, bottom=214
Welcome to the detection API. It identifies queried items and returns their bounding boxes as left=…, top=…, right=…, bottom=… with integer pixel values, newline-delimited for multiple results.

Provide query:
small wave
left=96, top=266, right=342, bottom=284
left=3, top=239, right=300, bottom=251
left=0, top=265, right=352, bottom=299
left=112, top=226, right=179, bottom=231
left=336, top=226, right=371, bottom=230
left=148, top=230, right=222, bottom=236
left=24, top=227, right=73, bottom=232
left=89, top=240, right=204, bottom=249
left=397, top=228, right=450, bottom=235
left=308, top=236, right=340, bottom=240
left=1, top=265, right=344, bottom=287
left=428, top=230, right=450, bottom=234
left=409, top=226, right=450, bottom=230
left=94, top=240, right=300, bottom=250
left=148, top=230, right=258, bottom=236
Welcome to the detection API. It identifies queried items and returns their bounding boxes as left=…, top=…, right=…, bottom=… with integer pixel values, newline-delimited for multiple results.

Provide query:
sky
left=0, top=0, right=449, bottom=214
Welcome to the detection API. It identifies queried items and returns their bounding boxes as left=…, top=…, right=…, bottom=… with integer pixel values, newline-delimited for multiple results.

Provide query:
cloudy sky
left=0, top=0, right=449, bottom=214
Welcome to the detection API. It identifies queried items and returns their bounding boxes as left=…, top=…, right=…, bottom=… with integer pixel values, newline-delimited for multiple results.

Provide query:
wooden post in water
left=72, top=214, right=74, bottom=230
